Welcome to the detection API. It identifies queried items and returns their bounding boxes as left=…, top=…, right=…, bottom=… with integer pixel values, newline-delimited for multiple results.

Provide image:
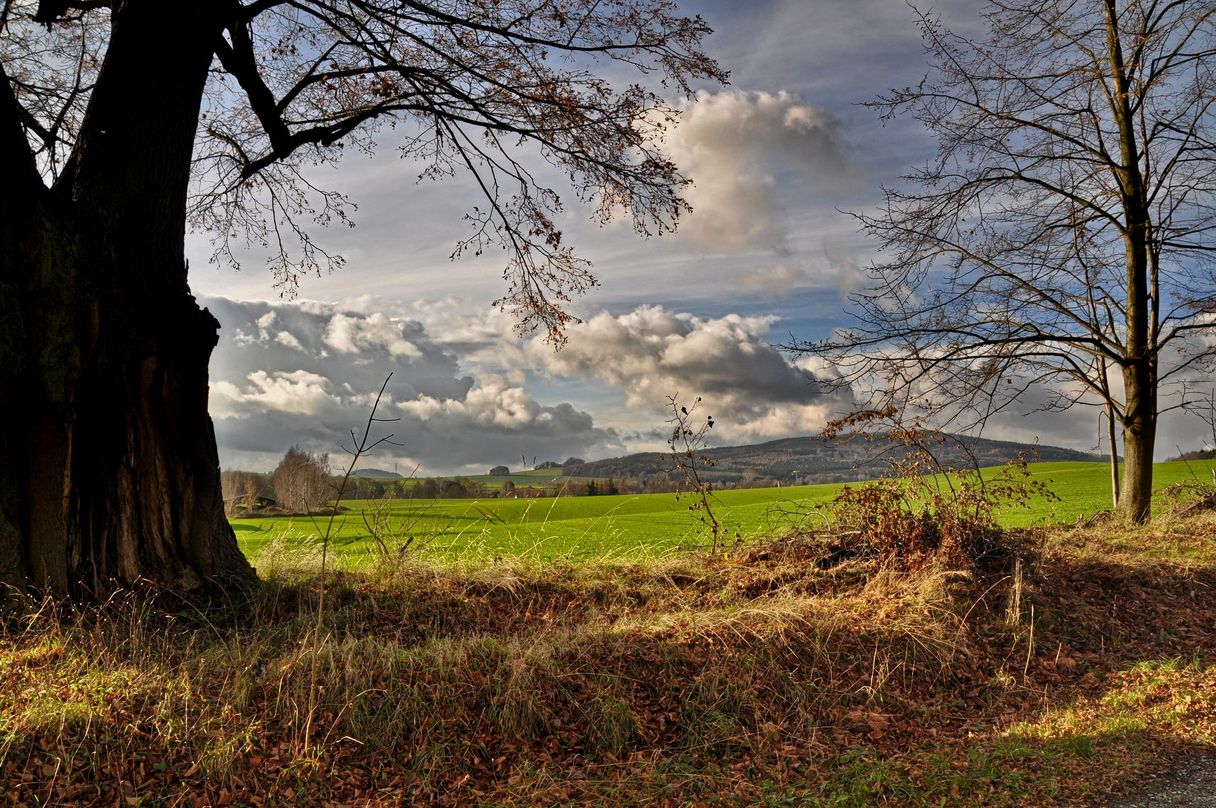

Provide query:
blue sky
left=184, top=0, right=1209, bottom=474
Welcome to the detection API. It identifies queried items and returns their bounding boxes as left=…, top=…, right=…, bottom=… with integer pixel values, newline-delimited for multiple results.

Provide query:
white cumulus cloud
left=203, top=297, right=621, bottom=473
left=665, top=90, right=860, bottom=253
left=527, top=305, right=853, bottom=443
left=323, top=312, right=422, bottom=358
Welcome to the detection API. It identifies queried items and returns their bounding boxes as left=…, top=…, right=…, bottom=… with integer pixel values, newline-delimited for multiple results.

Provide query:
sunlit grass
left=5, top=510, right=1216, bottom=805
left=233, top=459, right=1216, bottom=565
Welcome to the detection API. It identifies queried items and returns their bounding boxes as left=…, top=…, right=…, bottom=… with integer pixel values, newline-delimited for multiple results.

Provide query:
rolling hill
left=566, top=433, right=1104, bottom=486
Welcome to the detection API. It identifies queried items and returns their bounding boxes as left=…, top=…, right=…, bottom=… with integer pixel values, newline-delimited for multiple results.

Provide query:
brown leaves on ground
left=2, top=514, right=1216, bottom=806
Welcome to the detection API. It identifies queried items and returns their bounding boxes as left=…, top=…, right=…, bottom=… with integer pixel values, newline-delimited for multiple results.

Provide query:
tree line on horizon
left=219, top=447, right=672, bottom=516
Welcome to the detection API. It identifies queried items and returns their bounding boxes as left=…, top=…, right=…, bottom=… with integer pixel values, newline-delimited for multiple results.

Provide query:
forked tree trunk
left=0, top=1, right=255, bottom=598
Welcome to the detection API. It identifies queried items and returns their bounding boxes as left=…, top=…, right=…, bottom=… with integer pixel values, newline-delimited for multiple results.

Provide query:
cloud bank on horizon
left=203, top=297, right=855, bottom=473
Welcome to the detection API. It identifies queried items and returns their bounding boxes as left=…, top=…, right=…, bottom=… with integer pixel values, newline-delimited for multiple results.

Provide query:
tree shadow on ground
left=3, top=533, right=1216, bottom=806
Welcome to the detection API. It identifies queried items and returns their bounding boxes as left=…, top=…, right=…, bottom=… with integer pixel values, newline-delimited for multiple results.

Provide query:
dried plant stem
left=303, top=374, right=400, bottom=755
left=667, top=394, right=722, bottom=552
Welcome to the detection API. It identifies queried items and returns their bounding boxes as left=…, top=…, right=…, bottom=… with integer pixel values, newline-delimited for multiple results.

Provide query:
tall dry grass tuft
left=809, top=406, right=1051, bottom=573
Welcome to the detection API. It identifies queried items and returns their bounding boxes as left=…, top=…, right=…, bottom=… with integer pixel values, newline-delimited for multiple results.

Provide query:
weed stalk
left=303, top=374, right=401, bottom=755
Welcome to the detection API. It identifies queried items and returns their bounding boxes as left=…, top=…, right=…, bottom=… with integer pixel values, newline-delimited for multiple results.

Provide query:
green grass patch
left=233, top=459, right=1216, bottom=566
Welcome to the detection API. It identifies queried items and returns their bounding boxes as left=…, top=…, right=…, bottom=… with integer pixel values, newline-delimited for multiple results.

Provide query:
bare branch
left=792, top=0, right=1215, bottom=519
left=180, top=0, right=726, bottom=337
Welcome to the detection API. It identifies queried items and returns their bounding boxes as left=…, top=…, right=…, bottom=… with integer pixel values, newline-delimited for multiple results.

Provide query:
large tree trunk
left=6, top=212, right=256, bottom=598
left=0, top=1, right=255, bottom=598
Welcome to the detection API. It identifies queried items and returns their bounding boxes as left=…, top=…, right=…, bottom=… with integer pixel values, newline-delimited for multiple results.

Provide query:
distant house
left=489, top=465, right=510, bottom=476
left=225, top=494, right=277, bottom=513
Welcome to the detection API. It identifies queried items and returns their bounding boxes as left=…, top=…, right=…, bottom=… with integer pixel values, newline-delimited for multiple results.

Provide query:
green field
left=408, top=467, right=582, bottom=488
left=234, top=459, right=1216, bottom=566
left=462, top=467, right=573, bottom=484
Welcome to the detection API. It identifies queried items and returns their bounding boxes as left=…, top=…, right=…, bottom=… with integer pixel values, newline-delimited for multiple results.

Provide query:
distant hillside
left=352, top=468, right=404, bottom=479
left=1170, top=447, right=1216, bottom=462
left=568, top=433, right=1103, bottom=486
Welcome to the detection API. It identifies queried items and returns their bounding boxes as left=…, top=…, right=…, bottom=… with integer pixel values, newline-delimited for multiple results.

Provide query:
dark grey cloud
left=525, top=306, right=855, bottom=444
left=203, top=297, right=622, bottom=472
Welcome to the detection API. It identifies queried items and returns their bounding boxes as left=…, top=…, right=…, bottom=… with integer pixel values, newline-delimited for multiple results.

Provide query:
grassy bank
left=3, top=510, right=1216, bottom=805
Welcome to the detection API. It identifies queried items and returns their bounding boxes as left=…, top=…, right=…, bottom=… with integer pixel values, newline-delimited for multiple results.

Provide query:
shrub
left=821, top=408, right=1052, bottom=568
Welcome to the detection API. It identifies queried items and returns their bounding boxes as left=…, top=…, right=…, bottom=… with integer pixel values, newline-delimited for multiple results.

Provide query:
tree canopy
left=3, top=0, right=726, bottom=339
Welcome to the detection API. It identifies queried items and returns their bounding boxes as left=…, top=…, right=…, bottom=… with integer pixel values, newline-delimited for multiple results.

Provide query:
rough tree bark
left=0, top=1, right=254, bottom=598
left=1121, top=378, right=1157, bottom=524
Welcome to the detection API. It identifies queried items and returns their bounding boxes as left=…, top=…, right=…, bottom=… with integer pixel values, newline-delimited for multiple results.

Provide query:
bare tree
left=667, top=394, right=722, bottom=551
left=220, top=469, right=266, bottom=515
left=798, top=0, right=1215, bottom=523
left=271, top=446, right=333, bottom=513
left=0, top=0, right=725, bottom=597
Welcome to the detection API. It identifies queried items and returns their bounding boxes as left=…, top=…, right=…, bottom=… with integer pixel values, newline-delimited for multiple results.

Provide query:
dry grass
left=1, top=516, right=1214, bottom=805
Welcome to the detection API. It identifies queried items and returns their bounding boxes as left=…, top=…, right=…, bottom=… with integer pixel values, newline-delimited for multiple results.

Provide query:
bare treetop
left=3, top=0, right=726, bottom=342
left=799, top=0, right=1214, bottom=521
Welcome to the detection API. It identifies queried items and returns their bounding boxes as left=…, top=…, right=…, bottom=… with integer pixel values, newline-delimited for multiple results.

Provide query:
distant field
left=372, top=467, right=599, bottom=491
left=233, top=459, right=1216, bottom=566
left=432, top=467, right=573, bottom=487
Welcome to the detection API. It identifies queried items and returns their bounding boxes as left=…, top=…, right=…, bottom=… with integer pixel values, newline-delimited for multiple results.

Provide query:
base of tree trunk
left=1, top=224, right=256, bottom=599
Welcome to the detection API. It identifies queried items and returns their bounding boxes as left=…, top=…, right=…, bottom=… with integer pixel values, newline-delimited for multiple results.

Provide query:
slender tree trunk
left=1098, top=356, right=1120, bottom=511
left=1105, top=407, right=1120, bottom=511
left=0, top=1, right=255, bottom=598
left=1105, top=1, right=1157, bottom=525
left=1119, top=361, right=1156, bottom=524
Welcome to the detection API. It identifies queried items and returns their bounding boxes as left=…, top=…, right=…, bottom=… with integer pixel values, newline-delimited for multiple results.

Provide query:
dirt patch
left=1110, top=751, right=1216, bottom=807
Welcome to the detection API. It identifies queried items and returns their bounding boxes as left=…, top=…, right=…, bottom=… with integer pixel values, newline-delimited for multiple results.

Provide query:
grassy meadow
left=5, top=459, right=1216, bottom=806
left=445, top=467, right=596, bottom=488
left=234, top=459, right=1216, bottom=567
left=6, top=500, right=1216, bottom=805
